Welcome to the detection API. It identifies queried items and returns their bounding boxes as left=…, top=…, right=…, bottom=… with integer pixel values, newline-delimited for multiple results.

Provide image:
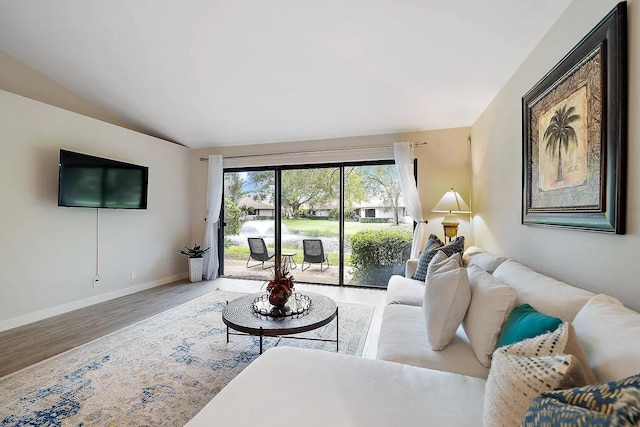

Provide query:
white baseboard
left=0, top=273, right=189, bottom=332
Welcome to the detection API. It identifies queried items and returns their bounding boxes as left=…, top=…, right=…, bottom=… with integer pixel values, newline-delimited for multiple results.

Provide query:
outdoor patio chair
left=246, top=238, right=275, bottom=269
left=301, top=239, right=329, bottom=272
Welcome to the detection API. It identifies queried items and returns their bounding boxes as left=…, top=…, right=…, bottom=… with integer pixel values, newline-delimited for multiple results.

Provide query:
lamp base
left=441, top=214, right=459, bottom=242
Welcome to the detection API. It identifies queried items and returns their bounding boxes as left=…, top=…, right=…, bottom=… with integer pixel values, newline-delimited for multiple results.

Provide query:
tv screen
left=58, top=150, right=148, bottom=209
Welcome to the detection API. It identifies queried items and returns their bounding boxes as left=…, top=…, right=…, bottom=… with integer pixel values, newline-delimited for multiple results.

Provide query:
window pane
left=344, top=164, right=412, bottom=287
left=222, top=170, right=276, bottom=281
left=281, top=167, right=339, bottom=286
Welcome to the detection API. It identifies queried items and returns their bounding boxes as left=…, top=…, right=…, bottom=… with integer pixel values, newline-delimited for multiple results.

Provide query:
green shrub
left=292, top=210, right=307, bottom=219
left=350, top=229, right=412, bottom=283
left=223, top=198, right=242, bottom=235
left=359, top=217, right=392, bottom=223
left=300, top=215, right=329, bottom=220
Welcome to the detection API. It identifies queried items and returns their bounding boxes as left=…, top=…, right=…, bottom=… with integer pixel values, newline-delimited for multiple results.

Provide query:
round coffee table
left=222, top=291, right=338, bottom=354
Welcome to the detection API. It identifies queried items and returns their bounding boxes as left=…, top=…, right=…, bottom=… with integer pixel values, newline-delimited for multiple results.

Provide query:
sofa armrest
left=405, top=259, right=419, bottom=278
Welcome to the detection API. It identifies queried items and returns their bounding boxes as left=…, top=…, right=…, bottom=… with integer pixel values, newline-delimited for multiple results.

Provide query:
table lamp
left=431, top=188, right=471, bottom=241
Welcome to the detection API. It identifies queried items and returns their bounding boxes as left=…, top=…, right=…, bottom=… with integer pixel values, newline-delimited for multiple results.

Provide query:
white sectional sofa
left=186, top=247, right=640, bottom=427
left=376, top=247, right=596, bottom=378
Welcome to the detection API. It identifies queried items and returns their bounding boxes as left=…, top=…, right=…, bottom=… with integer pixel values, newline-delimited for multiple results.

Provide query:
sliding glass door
left=344, top=164, right=412, bottom=287
left=222, top=170, right=276, bottom=282
left=281, top=166, right=340, bottom=285
left=220, top=161, right=412, bottom=288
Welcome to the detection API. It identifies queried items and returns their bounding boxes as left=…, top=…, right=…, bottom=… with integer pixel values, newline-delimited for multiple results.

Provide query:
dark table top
left=222, top=291, right=337, bottom=336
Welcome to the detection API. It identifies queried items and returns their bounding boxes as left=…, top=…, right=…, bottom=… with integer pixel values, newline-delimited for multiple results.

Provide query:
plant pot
left=188, top=257, right=204, bottom=283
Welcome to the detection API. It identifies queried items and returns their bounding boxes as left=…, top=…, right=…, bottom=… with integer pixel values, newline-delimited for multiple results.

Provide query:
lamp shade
left=431, top=188, right=471, bottom=213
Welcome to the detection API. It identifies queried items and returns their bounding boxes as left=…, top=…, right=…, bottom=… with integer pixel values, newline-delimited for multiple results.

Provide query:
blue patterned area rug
left=0, top=291, right=373, bottom=426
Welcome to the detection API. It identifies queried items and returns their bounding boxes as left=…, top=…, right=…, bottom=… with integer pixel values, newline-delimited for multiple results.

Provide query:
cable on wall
left=468, top=136, right=474, bottom=245
left=95, top=208, right=101, bottom=284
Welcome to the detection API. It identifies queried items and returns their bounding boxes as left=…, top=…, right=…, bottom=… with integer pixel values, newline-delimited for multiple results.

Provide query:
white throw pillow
left=573, top=294, right=640, bottom=382
left=425, top=251, right=462, bottom=284
left=463, top=265, right=518, bottom=367
left=423, top=266, right=471, bottom=351
left=462, top=246, right=507, bottom=273
left=483, top=322, right=590, bottom=427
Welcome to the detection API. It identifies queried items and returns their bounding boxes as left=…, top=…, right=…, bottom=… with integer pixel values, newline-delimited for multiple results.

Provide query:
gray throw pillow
left=412, top=236, right=465, bottom=281
left=411, top=234, right=444, bottom=281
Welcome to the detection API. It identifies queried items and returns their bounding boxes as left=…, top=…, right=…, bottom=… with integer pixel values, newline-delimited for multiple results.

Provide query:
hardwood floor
left=0, top=278, right=386, bottom=378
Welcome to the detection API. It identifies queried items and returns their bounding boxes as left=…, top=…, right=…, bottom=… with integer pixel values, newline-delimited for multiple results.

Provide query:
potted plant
left=178, top=243, right=210, bottom=283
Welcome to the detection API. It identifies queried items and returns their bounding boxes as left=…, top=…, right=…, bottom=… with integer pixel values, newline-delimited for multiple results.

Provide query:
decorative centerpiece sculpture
left=266, top=257, right=295, bottom=307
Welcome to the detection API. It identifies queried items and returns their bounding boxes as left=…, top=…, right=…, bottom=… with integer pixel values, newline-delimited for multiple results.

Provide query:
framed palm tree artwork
left=522, top=2, right=627, bottom=233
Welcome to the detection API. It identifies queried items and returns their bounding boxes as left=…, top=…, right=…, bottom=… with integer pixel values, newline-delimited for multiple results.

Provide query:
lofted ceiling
left=0, top=0, right=571, bottom=148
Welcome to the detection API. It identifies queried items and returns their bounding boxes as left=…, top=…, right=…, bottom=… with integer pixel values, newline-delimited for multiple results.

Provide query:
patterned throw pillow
left=411, top=234, right=444, bottom=280
left=483, top=323, right=592, bottom=427
left=523, top=374, right=640, bottom=426
left=412, top=235, right=464, bottom=281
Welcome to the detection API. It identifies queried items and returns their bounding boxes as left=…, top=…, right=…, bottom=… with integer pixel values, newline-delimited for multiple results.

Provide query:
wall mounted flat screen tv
left=58, top=150, right=148, bottom=209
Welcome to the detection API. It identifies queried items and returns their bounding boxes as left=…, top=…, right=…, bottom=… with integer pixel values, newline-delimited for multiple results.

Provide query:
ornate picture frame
left=522, top=2, right=627, bottom=233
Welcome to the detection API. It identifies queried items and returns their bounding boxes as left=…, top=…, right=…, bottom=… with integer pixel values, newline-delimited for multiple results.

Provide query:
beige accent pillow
left=483, top=322, right=591, bottom=427
left=422, top=266, right=471, bottom=351
left=425, top=251, right=462, bottom=284
left=573, top=294, right=640, bottom=382
left=463, top=265, right=518, bottom=368
left=462, top=246, right=507, bottom=273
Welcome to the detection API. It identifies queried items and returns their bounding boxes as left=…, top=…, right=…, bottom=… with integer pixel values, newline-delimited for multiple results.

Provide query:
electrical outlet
left=130, top=271, right=137, bottom=280
left=93, top=276, right=100, bottom=287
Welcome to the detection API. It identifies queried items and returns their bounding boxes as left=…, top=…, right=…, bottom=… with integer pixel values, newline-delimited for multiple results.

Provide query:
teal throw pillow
left=496, top=303, right=562, bottom=348
left=522, top=374, right=640, bottom=426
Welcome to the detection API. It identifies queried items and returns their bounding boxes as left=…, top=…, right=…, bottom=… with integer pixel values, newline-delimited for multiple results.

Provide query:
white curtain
left=203, top=155, right=224, bottom=280
left=393, top=142, right=427, bottom=258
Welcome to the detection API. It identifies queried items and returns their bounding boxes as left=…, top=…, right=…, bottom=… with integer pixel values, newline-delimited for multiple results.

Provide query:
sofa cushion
left=462, top=246, right=508, bottom=273
left=404, top=258, right=419, bottom=278
left=385, top=275, right=424, bottom=306
left=423, top=266, right=471, bottom=351
left=377, top=304, right=489, bottom=378
left=463, top=265, right=518, bottom=368
left=186, top=347, right=488, bottom=427
left=484, top=323, right=591, bottom=427
left=496, top=303, right=562, bottom=348
left=411, top=234, right=444, bottom=281
left=493, top=260, right=595, bottom=321
left=523, top=374, right=640, bottom=426
left=573, top=294, right=640, bottom=382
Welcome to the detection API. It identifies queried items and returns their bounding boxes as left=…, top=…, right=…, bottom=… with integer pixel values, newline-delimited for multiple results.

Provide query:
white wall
left=0, top=89, right=192, bottom=330
left=471, top=0, right=640, bottom=311
left=190, top=127, right=472, bottom=250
